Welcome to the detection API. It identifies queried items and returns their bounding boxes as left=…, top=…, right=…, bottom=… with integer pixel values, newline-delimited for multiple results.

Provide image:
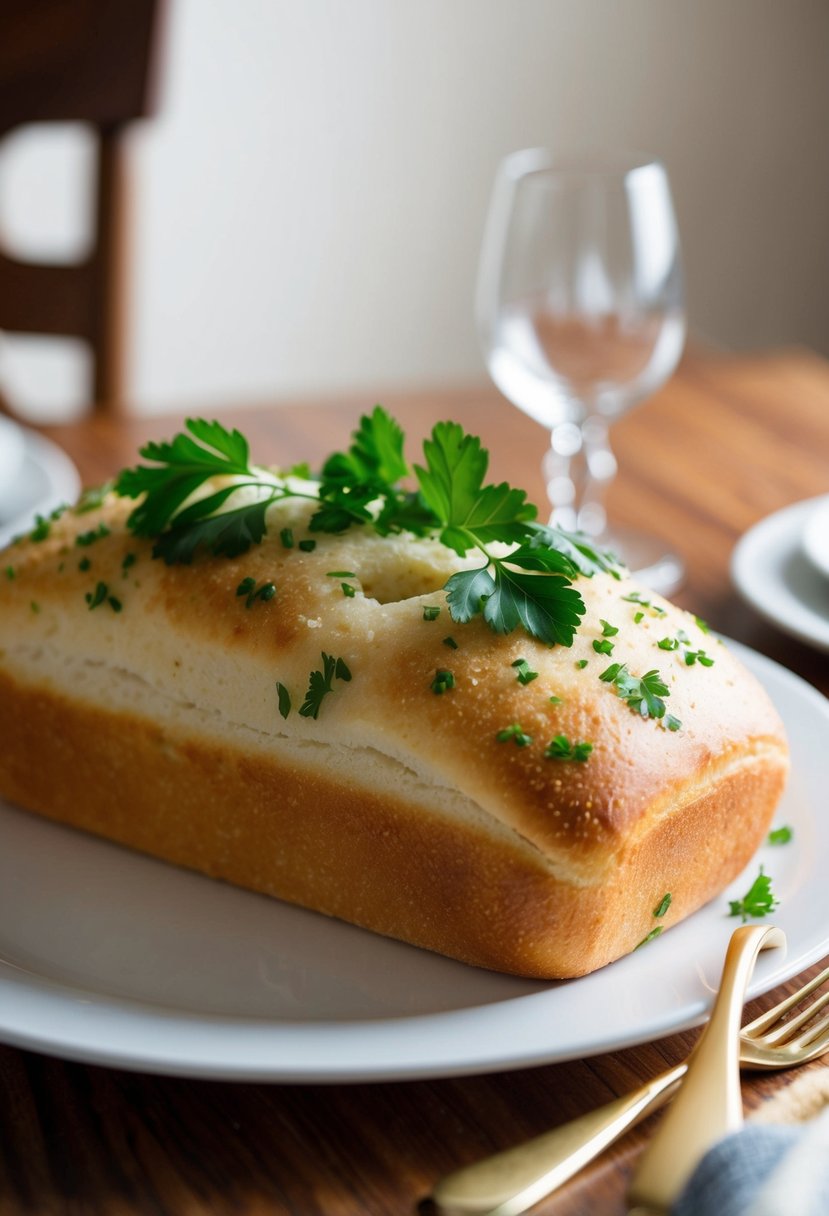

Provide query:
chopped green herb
left=422, top=605, right=441, bottom=621
left=576, top=659, right=589, bottom=670
left=496, top=723, right=533, bottom=747
left=622, top=591, right=666, bottom=617
left=4, top=566, right=15, bottom=580
left=30, top=515, right=50, bottom=542
left=548, top=694, right=563, bottom=705
left=298, top=538, right=316, bottom=552
left=633, top=611, right=645, bottom=624
left=280, top=527, right=294, bottom=548
left=340, top=582, right=356, bottom=597
left=121, top=552, right=137, bottom=573
left=326, top=570, right=357, bottom=578
left=694, top=616, right=711, bottom=634
left=658, top=637, right=679, bottom=651
left=108, top=595, right=123, bottom=613
left=30, top=601, right=40, bottom=614
left=73, top=481, right=113, bottom=514
left=276, top=682, right=291, bottom=719
left=334, top=657, right=352, bottom=682
left=728, top=867, right=778, bottom=922
left=75, top=523, right=111, bottom=547
left=431, top=669, right=456, bottom=695
left=236, top=577, right=277, bottom=608
left=684, top=648, right=714, bottom=667
left=443, top=636, right=458, bottom=649
left=511, top=657, right=539, bottom=685
left=635, top=926, right=663, bottom=949
left=653, top=893, right=672, bottom=918
left=85, top=582, right=108, bottom=610
left=767, top=826, right=793, bottom=846
left=664, top=714, right=683, bottom=732
left=78, top=557, right=91, bottom=572
left=544, top=734, right=593, bottom=762
left=600, top=619, right=619, bottom=637
left=592, top=638, right=615, bottom=655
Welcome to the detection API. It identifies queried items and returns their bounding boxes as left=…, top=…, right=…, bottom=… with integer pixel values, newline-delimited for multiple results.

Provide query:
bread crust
left=0, top=493, right=789, bottom=977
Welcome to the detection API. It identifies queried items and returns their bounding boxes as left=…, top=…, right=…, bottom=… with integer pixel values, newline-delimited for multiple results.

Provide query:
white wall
left=2, top=0, right=829, bottom=415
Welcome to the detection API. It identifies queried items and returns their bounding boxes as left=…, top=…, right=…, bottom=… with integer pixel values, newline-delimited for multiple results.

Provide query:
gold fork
left=427, top=944, right=829, bottom=1216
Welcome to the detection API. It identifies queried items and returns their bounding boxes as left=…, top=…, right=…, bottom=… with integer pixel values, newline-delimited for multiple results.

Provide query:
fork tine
left=742, top=963, right=829, bottom=1037
left=791, top=1008, right=829, bottom=1052
left=759, top=988, right=829, bottom=1046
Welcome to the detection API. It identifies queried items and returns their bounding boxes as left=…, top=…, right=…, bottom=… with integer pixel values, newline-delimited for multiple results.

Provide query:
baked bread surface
left=0, top=490, right=789, bottom=977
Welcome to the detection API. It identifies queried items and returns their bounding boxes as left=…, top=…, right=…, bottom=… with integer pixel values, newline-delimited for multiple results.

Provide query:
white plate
left=0, top=426, right=81, bottom=548
left=802, top=496, right=829, bottom=581
left=0, top=642, right=827, bottom=1082
left=732, top=498, right=829, bottom=653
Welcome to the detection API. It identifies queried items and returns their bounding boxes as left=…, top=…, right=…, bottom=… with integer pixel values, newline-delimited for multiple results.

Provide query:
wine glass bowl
left=476, top=149, right=686, bottom=592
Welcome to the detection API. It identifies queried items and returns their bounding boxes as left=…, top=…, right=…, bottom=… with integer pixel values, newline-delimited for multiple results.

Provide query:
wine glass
left=476, top=149, right=686, bottom=594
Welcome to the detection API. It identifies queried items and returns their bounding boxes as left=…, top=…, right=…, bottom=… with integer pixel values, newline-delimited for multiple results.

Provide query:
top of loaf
left=0, top=447, right=787, bottom=880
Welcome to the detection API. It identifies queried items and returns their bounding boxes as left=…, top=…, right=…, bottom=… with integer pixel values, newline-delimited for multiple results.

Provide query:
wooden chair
left=0, top=0, right=164, bottom=419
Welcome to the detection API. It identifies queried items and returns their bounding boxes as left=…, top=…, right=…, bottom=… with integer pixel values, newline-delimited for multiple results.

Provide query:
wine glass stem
left=543, top=415, right=618, bottom=536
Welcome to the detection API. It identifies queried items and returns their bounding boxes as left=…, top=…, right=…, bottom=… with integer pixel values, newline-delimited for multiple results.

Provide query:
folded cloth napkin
left=673, top=1070, right=829, bottom=1216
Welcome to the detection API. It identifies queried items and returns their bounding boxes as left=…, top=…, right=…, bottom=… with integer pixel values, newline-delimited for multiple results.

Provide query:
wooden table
left=3, top=348, right=829, bottom=1215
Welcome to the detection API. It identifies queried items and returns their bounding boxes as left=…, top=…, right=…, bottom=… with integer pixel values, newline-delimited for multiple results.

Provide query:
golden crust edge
left=0, top=671, right=789, bottom=978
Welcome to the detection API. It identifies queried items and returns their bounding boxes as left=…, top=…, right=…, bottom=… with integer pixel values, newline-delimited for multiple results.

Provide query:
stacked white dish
left=732, top=495, right=829, bottom=653
left=0, top=418, right=81, bottom=549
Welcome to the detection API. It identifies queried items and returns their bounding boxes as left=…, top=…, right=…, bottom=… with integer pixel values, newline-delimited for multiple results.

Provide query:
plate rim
left=732, top=496, right=829, bottom=653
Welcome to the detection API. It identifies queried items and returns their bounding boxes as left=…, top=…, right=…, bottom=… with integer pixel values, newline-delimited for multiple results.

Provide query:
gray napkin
left=673, top=1076, right=829, bottom=1216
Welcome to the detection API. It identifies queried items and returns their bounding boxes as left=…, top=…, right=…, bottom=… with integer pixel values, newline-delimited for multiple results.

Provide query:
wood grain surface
left=2, top=347, right=829, bottom=1215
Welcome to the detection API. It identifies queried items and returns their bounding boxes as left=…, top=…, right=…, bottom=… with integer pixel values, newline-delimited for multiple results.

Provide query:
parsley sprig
left=115, top=411, right=620, bottom=645
left=728, top=867, right=778, bottom=922
left=600, top=662, right=681, bottom=729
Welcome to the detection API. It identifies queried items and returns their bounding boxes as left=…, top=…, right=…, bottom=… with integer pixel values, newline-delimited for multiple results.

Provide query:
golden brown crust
left=0, top=491, right=790, bottom=976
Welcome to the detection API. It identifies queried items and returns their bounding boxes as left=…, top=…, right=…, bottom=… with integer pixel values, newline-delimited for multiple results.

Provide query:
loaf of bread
left=0, top=430, right=789, bottom=978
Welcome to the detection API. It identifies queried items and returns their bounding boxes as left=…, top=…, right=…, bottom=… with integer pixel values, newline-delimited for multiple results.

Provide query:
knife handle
left=429, top=1061, right=687, bottom=1216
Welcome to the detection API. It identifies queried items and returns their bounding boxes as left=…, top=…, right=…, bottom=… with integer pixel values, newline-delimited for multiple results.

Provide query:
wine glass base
left=606, top=527, right=685, bottom=598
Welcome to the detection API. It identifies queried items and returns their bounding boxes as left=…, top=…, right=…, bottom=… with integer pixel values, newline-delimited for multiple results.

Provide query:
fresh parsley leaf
left=319, top=406, right=408, bottom=491
left=600, top=620, right=619, bottom=637
left=414, top=422, right=536, bottom=556
left=299, top=652, right=350, bottom=719
left=443, top=636, right=458, bottom=649
left=593, top=638, right=615, bottom=655
left=728, top=867, right=778, bottom=922
left=601, top=663, right=674, bottom=722
left=422, top=605, right=441, bottom=621
left=154, top=498, right=270, bottom=563
left=479, top=553, right=586, bottom=647
left=653, top=893, right=672, bottom=918
left=528, top=524, right=622, bottom=579
left=444, top=565, right=496, bottom=622
left=116, top=418, right=254, bottom=537
left=544, top=735, right=593, bottom=762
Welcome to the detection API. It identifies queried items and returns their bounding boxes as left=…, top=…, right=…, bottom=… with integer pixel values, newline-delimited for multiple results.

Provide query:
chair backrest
left=0, top=0, right=163, bottom=418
